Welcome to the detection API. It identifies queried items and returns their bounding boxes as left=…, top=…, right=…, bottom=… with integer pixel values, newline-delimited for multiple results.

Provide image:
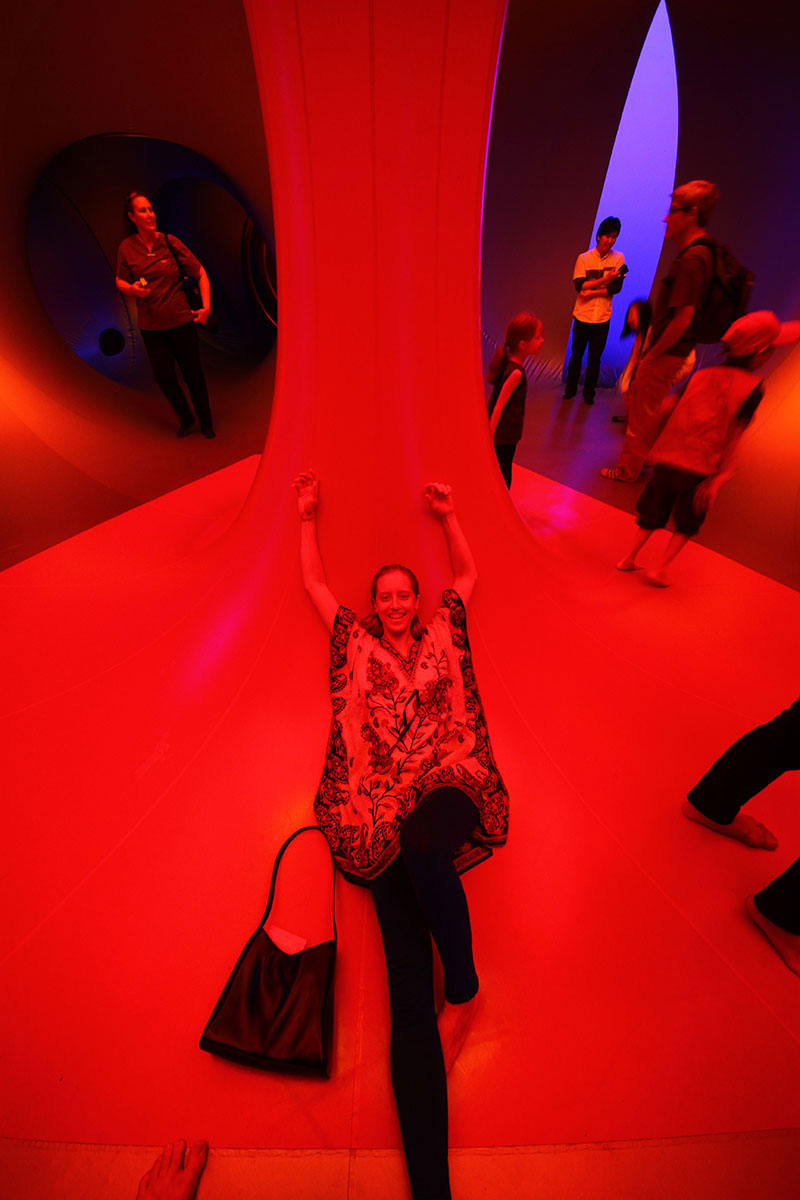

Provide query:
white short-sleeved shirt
left=572, top=246, right=625, bottom=324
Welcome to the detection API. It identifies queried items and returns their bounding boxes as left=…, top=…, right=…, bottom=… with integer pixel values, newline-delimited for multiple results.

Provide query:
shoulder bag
left=199, top=826, right=336, bottom=1077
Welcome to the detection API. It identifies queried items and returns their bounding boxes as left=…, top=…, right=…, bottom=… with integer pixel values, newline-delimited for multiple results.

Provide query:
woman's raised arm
left=294, top=470, right=340, bottom=633
left=424, top=482, right=477, bottom=607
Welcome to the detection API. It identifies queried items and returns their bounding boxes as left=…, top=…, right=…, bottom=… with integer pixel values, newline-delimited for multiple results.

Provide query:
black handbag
left=165, top=235, right=204, bottom=311
left=199, top=826, right=336, bottom=1077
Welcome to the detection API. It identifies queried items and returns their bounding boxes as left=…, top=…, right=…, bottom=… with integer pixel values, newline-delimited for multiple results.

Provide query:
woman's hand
left=132, top=278, right=150, bottom=297
left=191, top=307, right=211, bottom=325
left=294, top=469, right=320, bottom=520
left=424, top=482, right=455, bottom=518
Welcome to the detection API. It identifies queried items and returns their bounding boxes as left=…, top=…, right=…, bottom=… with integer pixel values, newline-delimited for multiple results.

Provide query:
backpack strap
left=165, top=234, right=190, bottom=281
left=676, top=235, right=715, bottom=274
left=677, top=235, right=714, bottom=255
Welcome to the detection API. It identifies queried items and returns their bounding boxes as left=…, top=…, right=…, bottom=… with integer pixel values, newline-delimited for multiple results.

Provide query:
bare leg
left=645, top=532, right=689, bottom=586
left=438, top=993, right=479, bottom=1075
left=681, top=800, right=778, bottom=850
left=746, top=896, right=800, bottom=976
left=617, top=526, right=654, bottom=571
left=136, top=1141, right=208, bottom=1200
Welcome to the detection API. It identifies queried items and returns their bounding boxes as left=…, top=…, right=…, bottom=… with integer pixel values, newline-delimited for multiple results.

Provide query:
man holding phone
left=563, top=216, right=627, bottom=405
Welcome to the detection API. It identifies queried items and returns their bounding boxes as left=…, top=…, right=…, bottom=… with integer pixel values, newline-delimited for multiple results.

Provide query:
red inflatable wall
left=2, top=2, right=799, bottom=1196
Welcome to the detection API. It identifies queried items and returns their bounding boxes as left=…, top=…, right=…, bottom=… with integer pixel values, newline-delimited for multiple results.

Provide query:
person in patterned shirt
left=294, top=470, right=508, bottom=1200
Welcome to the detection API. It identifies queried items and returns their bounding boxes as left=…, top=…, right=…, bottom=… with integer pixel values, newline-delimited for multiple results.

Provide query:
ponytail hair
left=487, top=311, right=542, bottom=382
left=487, top=343, right=509, bottom=384
left=361, top=564, right=424, bottom=641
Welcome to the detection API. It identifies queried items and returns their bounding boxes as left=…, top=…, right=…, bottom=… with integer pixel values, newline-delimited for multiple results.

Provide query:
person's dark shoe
left=201, top=426, right=216, bottom=439
left=562, top=391, right=576, bottom=400
left=611, top=414, right=627, bottom=423
left=177, top=419, right=195, bottom=438
left=583, top=395, right=595, bottom=405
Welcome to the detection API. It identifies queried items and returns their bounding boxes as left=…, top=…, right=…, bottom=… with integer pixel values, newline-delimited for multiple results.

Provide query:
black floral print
left=314, top=590, right=509, bottom=881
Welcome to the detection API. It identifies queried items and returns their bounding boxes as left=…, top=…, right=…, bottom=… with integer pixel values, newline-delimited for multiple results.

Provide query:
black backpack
left=684, top=236, right=754, bottom=344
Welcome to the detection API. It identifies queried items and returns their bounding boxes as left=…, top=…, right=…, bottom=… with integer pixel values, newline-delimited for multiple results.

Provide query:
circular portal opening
left=26, top=133, right=277, bottom=389
left=99, top=327, right=125, bottom=356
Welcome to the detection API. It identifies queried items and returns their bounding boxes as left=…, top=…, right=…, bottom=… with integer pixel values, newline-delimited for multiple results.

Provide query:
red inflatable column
left=242, top=0, right=510, bottom=586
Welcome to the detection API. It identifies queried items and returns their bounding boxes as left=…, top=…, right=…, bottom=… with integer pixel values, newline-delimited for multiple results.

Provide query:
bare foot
left=681, top=801, right=778, bottom=850
left=644, top=568, right=670, bottom=587
left=137, top=1141, right=208, bottom=1200
left=438, top=994, right=479, bottom=1074
left=616, top=557, right=641, bottom=571
left=746, top=896, right=800, bottom=977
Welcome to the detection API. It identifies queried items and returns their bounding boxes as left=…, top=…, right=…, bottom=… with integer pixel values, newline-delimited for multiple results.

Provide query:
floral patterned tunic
left=314, top=589, right=509, bottom=882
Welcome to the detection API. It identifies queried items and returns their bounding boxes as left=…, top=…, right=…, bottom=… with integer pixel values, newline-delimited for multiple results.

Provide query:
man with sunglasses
left=602, top=180, right=720, bottom=482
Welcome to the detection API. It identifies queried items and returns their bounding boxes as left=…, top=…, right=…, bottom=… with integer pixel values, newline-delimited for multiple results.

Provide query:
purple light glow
left=584, top=0, right=679, bottom=372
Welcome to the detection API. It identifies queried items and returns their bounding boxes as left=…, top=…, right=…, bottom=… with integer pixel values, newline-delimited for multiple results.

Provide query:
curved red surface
left=1, top=0, right=799, bottom=1184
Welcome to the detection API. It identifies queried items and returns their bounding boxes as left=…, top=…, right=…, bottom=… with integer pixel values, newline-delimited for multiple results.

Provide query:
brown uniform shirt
left=116, top=233, right=202, bottom=331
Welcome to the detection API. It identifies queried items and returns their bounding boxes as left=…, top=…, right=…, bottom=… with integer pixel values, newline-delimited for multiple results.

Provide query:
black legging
left=687, top=694, right=800, bottom=934
left=140, top=321, right=213, bottom=431
left=494, top=443, right=516, bottom=489
left=370, top=786, right=479, bottom=1200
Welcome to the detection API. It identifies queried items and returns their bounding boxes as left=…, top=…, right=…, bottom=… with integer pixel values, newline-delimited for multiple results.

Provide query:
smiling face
left=596, top=232, right=617, bottom=257
left=372, top=568, right=420, bottom=639
left=128, top=195, right=157, bottom=237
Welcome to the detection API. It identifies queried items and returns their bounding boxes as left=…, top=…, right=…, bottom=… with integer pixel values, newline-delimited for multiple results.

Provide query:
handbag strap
left=164, top=234, right=190, bottom=283
left=258, top=825, right=337, bottom=941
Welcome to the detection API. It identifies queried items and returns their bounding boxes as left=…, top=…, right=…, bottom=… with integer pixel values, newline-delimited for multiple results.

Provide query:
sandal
left=600, top=466, right=635, bottom=482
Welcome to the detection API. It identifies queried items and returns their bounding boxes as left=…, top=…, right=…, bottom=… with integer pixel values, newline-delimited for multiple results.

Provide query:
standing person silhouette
left=602, top=180, right=719, bottom=482
left=615, top=311, right=799, bottom=585
left=486, top=312, right=544, bottom=488
left=563, top=216, right=626, bottom=405
left=294, top=471, right=508, bottom=1200
left=116, top=192, right=215, bottom=439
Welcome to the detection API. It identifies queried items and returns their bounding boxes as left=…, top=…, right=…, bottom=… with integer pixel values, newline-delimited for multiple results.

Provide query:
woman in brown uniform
left=116, top=192, right=215, bottom=438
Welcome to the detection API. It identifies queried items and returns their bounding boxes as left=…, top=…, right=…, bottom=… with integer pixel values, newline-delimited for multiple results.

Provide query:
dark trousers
left=495, top=443, right=516, bottom=489
left=687, top=695, right=800, bottom=934
left=140, top=322, right=213, bottom=430
left=636, top=464, right=707, bottom=537
left=370, top=787, right=479, bottom=1200
left=565, top=318, right=610, bottom=399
